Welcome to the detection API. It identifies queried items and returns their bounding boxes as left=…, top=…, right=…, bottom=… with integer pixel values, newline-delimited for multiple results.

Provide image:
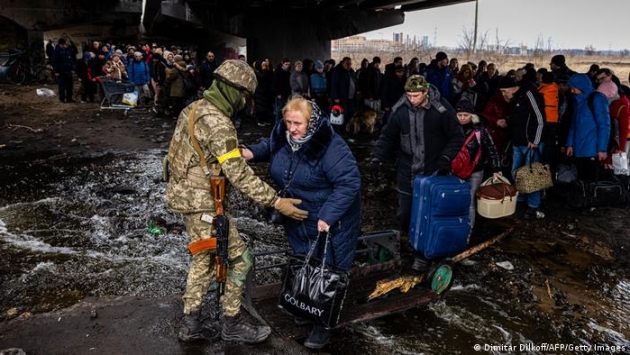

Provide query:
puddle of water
left=1, top=150, right=629, bottom=353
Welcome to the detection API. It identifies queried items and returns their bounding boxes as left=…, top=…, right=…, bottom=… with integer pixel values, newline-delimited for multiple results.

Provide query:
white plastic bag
left=122, top=92, right=138, bottom=106
left=612, top=152, right=629, bottom=176
left=36, top=88, right=55, bottom=98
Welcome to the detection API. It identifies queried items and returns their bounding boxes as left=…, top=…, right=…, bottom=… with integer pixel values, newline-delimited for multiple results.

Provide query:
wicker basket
left=476, top=176, right=518, bottom=219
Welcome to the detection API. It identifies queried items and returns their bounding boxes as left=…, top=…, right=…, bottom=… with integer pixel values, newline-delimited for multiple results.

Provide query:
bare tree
left=458, top=26, right=476, bottom=57
left=473, top=0, right=479, bottom=53
left=493, top=28, right=512, bottom=55
left=532, top=34, right=545, bottom=60
left=585, top=45, right=596, bottom=56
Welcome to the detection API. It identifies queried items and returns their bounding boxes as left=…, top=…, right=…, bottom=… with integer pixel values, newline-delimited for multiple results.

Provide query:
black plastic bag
left=277, top=232, right=349, bottom=329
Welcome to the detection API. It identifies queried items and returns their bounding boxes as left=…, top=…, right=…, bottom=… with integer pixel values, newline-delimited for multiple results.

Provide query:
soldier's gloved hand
left=370, top=159, right=383, bottom=173
left=437, top=156, right=451, bottom=176
left=274, top=197, right=308, bottom=221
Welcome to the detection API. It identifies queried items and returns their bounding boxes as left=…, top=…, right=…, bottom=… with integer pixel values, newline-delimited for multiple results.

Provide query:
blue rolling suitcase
left=409, top=175, right=472, bottom=259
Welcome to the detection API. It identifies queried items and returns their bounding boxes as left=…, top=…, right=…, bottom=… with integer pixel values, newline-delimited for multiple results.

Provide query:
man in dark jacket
left=425, top=51, right=455, bottom=104
left=52, top=38, right=76, bottom=103
left=198, top=51, right=220, bottom=90
left=330, top=57, right=357, bottom=129
left=499, top=76, right=546, bottom=220
left=549, top=54, right=576, bottom=78
left=371, top=75, right=464, bottom=272
left=379, top=65, right=406, bottom=127
left=272, top=58, right=292, bottom=122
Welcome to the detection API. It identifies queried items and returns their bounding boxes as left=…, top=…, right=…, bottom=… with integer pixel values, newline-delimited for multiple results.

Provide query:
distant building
left=332, top=35, right=403, bottom=52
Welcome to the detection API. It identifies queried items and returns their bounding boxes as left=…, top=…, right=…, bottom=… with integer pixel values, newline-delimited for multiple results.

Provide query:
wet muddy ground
left=1, top=84, right=629, bottom=354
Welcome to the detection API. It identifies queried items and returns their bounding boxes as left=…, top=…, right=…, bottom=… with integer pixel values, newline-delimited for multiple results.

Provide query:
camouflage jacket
left=165, top=98, right=277, bottom=213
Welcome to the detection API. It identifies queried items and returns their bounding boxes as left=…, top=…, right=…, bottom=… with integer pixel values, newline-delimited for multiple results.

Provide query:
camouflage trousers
left=182, top=212, right=252, bottom=317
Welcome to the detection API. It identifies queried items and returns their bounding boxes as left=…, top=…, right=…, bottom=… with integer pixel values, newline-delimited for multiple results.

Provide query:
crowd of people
left=47, top=38, right=207, bottom=117
left=47, top=37, right=630, bottom=350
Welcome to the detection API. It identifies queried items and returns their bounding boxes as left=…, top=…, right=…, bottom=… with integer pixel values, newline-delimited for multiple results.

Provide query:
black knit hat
left=551, top=54, right=566, bottom=66
left=498, top=76, right=518, bottom=89
left=456, top=100, right=475, bottom=113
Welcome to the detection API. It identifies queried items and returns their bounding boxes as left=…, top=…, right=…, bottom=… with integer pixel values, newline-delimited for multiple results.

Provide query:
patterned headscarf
left=286, top=100, right=324, bottom=151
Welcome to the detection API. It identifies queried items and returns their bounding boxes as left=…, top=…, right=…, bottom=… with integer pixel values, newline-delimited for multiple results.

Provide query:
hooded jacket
left=372, top=84, right=464, bottom=194
left=248, top=106, right=361, bottom=270
left=566, top=74, right=610, bottom=157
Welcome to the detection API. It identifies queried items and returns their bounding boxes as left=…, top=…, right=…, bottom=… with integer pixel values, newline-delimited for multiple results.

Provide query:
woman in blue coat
left=242, top=97, right=361, bottom=349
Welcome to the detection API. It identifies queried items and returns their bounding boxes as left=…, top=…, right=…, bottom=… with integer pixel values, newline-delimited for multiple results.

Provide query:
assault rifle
left=210, top=176, right=229, bottom=299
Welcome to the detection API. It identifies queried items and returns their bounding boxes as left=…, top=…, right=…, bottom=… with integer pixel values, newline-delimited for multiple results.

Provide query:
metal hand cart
left=96, top=77, right=136, bottom=115
left=242, top=227, right=512, bottom=340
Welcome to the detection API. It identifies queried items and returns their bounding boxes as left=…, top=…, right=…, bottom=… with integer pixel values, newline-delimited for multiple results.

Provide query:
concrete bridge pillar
left=27, top=30, right=45, bottom=70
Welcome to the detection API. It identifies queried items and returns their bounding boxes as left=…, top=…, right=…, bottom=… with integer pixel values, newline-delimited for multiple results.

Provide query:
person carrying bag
left=278, top=230, right=350, bottom=330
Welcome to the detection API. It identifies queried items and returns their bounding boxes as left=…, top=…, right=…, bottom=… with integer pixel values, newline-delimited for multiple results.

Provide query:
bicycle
left=10, top=56, right=56, bottom=85
left=1, top=49, right=55, bottom=85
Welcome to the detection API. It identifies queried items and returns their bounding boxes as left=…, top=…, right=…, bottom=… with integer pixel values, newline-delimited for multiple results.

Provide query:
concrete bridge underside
left=0, top=0, right=472, bottom=64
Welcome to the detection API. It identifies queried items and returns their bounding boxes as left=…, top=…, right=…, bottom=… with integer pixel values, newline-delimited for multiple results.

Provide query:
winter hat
left=174, top=54, right=183, bottom=62
left=456, top=99, right=475, bottom=113
left=435, top=51, right=448, bottom=62
left=597, top=81, right=619, bottom=99
left=83, top=52, right=92, bottom=60
left=114, top=49, right=123, bottom=57
left=551, top=54, right=566, bottom=67
left=404, top=75, right=430, bottom=92
left=315, top=60, right=324, bottom=69
left=498, top=75, right=518, bottom=89
left=459, top=64, right=473, bottom=74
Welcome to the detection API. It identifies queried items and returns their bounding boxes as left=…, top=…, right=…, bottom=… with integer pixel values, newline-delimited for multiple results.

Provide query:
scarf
left=285, top=101, right=324, bottom=151
left=203, top=80, right=245, bottom=118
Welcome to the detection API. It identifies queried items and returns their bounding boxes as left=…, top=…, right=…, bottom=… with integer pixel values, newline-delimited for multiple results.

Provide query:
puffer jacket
left=248, top=107, right=361, bottom=270
left=566, top=74, right=610, bottom=157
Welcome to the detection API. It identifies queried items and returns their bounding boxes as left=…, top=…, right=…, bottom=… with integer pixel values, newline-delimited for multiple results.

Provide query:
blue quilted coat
left=249, top=111, right=361, bottom=270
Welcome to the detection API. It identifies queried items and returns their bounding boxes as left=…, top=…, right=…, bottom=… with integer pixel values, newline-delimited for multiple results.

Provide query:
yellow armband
left=216, top=148, right=242, bottom=164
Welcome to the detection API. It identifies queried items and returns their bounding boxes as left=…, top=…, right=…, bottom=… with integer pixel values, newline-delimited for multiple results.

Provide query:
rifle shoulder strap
left=187, top=100, right=218, bottom=177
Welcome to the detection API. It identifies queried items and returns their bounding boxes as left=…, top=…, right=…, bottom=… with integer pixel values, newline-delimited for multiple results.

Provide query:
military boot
left=178, top=311, right=220, bottom=343
left=221, top=313, right=271, bottom=344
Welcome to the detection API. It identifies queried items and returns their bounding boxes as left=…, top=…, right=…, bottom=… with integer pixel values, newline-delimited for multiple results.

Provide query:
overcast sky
left=362, top=0, right=629, bottom=51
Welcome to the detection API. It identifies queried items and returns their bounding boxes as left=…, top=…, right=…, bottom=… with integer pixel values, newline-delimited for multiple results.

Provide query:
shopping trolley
left=96, top=77, right=136, bottom=115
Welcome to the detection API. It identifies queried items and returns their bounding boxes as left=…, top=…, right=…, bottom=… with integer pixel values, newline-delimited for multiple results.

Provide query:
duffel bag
left=566, top=180, right=626, bottom=209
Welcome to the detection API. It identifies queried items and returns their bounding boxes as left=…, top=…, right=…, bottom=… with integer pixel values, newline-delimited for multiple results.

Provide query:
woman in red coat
left=481, top=90, right=512, bottom=159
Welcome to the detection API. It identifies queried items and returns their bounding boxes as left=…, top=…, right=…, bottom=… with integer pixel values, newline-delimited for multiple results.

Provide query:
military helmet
left=405, top=74, right=430, bottom=92
left=213, top=59, right=257, bottom=94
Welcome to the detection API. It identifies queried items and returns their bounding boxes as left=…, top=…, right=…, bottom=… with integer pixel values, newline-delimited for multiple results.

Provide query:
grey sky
left=362, top=0, right=629, bottom=51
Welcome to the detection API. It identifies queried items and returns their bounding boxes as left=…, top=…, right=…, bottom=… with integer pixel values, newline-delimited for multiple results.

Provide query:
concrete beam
left=0, top=0, right=141, bottom=31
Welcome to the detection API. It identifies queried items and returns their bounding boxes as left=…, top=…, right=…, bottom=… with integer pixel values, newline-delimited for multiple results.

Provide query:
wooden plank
left=248, top=260, right=437, bottom=338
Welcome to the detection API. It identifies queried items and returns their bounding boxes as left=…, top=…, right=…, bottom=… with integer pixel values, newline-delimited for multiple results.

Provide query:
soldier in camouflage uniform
left=165, top=59, right=308, bottom=344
